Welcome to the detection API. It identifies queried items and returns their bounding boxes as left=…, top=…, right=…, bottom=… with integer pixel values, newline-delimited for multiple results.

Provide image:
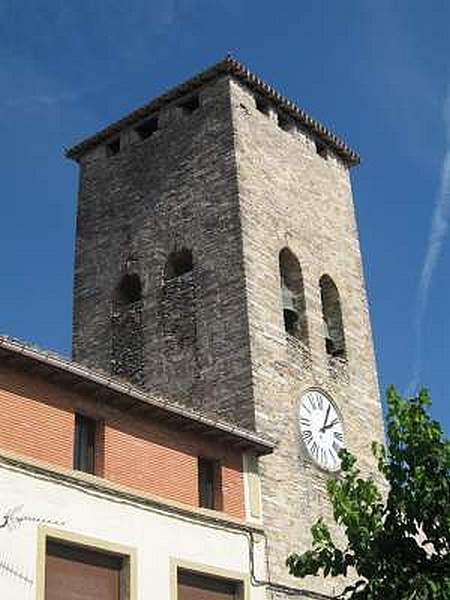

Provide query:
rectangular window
left=277, top=112, right=291, bottom=131
left=179, top=94, right=200, bottom=115
left=255, top=95, right=270, bottom=116
left=106, top=138, right=121, bottom=156
left=73, top=413, right=97, bottom=474
left=198, top=457, right=221, bottom=510
left=315, top=140, right=328, bottom=159
left=135, top=117, right=158, bottom=140
left=178, top=569, right=239, bottom=600
left=45, top=539, right=127, bottom=600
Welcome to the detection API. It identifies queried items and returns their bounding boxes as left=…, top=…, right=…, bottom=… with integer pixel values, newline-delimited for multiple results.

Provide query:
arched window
left=165, top=248, right=193, bottom=280
left=111, top=271, right=144, bottom=383
left=319, top=275, right=346, bottom=359
left=279, top=248, right=308, bottom=346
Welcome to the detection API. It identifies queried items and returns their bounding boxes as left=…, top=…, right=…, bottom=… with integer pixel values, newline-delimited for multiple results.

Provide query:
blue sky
left=1, top=1, right=449, bottom=433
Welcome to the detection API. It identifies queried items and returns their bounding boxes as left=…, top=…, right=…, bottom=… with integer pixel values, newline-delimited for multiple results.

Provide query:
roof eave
left=0, top=336, right=275, bottom=456
left=65, top=55, right=360, bottom=166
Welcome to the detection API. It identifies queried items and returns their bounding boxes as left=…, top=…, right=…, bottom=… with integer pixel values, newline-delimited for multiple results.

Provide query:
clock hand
left=322, top=418, right=339, bottom=432
left=320, top=405, right=331, bottom=433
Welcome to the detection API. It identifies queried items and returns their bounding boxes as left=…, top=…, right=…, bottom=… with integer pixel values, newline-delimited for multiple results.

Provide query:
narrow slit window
left=255, top=95, right=270, bottom=116
left=106, top=138, right=121, bottom=157
left=180, top=95, right=200, bottom=115
left=277, top=112, right=291, bottom=131
left=73, top=413, right=97, bottom=474
left=135, top=117, right=158, bottom=140
left=315, top=140, right=327, bottom=159
left=198, top=457, right=221, bottom=510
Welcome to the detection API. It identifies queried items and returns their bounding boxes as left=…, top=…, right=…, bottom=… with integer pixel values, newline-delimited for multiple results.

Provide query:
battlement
left=66, top=55, right=359, bottom=166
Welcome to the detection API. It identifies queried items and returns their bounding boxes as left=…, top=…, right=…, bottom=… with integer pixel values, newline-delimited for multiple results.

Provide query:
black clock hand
left=322, top=418, right=339, bottom=431
left=320, top=405, right=331, bottom=432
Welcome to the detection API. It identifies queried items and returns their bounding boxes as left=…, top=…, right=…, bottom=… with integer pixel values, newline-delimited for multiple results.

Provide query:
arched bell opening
left=111, top=271, right=144, bottom=383
left=279, top=248, right=309, bottom=347
left=319, top=274, right=346, bottom=360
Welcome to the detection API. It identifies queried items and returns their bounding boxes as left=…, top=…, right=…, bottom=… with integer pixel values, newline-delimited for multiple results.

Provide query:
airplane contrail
left=409, top=90, right=450, bottom=394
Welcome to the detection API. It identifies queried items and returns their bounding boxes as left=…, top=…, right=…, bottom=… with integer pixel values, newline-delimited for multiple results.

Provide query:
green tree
left=286, top=386, right=450, bottom=599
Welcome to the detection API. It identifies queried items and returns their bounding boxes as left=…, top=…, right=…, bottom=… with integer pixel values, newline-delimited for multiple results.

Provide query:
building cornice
left=0, top=336, right=275, bottom=456
left=0, top=448, right=264, bottom=535
left=65, top=55, right=360, bottom=166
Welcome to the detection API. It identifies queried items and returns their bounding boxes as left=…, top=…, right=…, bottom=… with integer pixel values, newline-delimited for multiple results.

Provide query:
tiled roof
left=0, top=335, right=275, bottom=455
left=66, top=54, right=360, bottom=165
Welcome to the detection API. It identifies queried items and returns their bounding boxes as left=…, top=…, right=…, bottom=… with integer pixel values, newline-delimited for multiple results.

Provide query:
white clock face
left=299, top=390, right=344, bottom=471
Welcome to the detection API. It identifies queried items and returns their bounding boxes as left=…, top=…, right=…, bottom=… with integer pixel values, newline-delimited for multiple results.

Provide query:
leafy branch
left=286, top=386, right=450, bottom=600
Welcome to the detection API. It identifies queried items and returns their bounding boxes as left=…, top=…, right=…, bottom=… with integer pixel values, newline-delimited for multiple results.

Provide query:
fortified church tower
left=68, top=56, right=385, bottom=597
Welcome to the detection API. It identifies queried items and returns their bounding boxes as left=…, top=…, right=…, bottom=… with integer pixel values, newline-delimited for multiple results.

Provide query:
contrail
left=409, top=90, right=450, bottom=394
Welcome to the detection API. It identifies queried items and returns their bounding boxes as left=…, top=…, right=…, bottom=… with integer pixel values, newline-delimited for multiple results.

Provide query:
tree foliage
left=286, top=386, right=450, bottom=599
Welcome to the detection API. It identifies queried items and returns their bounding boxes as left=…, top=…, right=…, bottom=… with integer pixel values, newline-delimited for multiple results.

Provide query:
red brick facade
left=0, top=365, right=245, bottom=519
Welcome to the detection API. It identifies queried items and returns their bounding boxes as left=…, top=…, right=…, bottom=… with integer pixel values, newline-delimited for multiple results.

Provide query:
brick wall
left=0, top=365, right=245, bottom=520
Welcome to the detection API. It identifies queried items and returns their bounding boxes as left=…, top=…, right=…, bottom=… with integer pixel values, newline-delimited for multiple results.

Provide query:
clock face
left=299, top=390, right=344, bottom=471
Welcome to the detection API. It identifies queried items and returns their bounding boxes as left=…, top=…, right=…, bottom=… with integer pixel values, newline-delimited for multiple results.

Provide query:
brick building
left=0, top=56, right=384, bottom=599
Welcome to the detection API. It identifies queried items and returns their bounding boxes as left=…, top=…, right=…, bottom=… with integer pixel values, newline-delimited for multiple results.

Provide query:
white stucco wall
left=0, top=460, right=267, bottom=600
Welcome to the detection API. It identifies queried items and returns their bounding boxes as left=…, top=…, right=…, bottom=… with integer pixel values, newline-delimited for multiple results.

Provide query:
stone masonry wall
left=72, top=76, right=255, bottom=428
left=230, top=79, right=385, bottom=597
left=111, top=299, right=144, bottom=384
left=71, top=71, right=386, bottom=598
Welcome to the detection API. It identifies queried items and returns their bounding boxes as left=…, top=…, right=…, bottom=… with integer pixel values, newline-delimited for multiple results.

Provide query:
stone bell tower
left=68, top=56, right=385, bottom=597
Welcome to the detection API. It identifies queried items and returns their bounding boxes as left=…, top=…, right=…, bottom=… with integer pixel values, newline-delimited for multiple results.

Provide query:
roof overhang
left=66, top=55, right=360, bottom=166
left=0, top=336, right=275, bottom=456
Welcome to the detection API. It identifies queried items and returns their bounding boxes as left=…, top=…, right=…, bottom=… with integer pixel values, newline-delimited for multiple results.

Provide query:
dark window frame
left=198, top=457, right=222, bottom=511
left=73, top=413, right=98, bottom=475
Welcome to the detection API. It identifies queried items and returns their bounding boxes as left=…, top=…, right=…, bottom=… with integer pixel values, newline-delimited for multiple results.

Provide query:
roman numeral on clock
left=329, top=448, right=337, bottom=466
left=320, top=447, right=326, bottom=466
left=315, top=394, right=323, bottom=410
left=302, top=429, right=312, bottom=442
